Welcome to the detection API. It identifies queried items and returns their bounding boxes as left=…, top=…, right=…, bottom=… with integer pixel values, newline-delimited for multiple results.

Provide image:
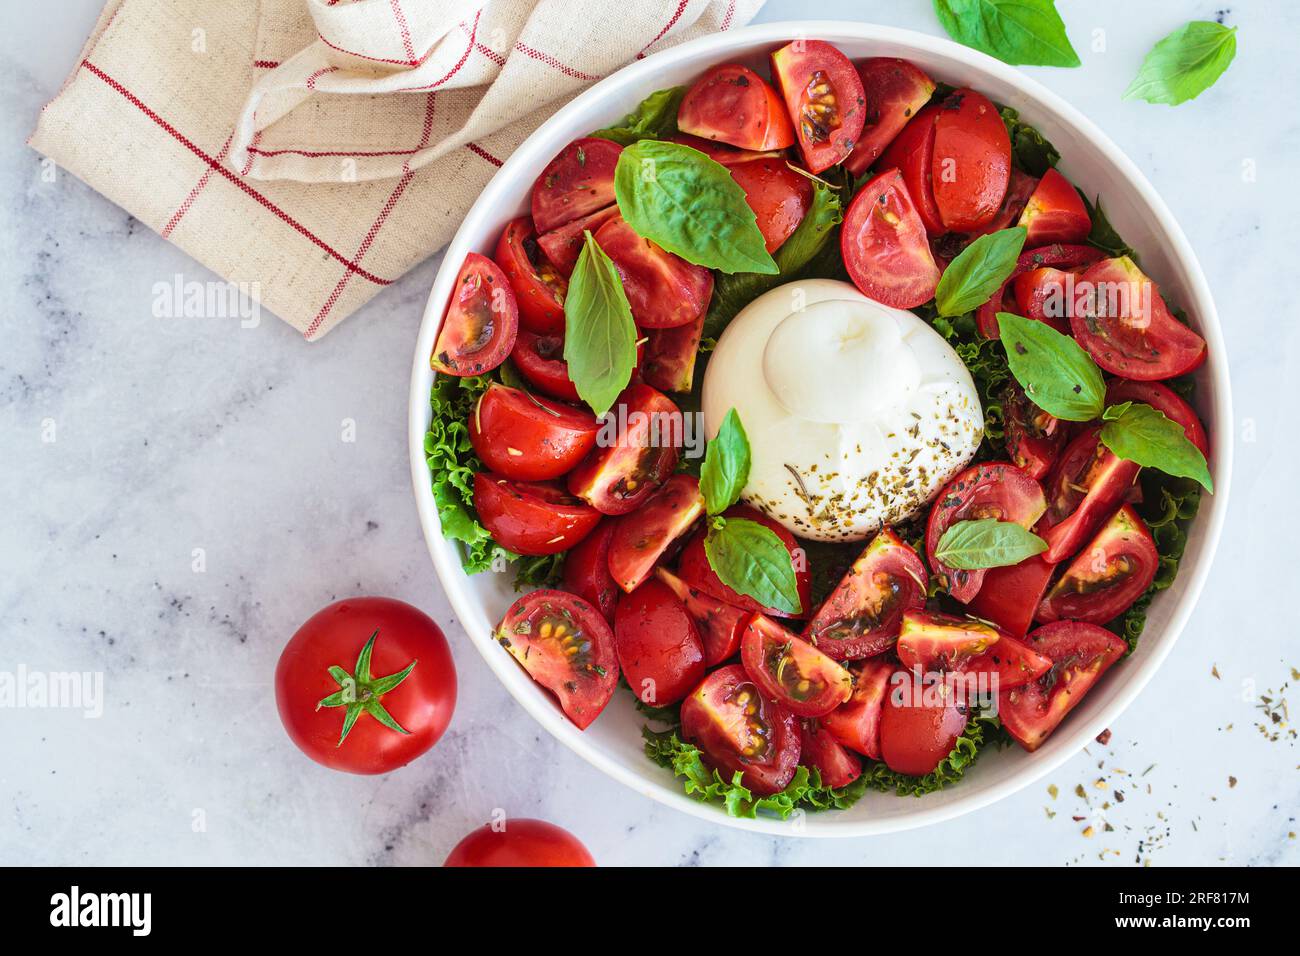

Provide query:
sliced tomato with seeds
left=841, top=167, right=941, bottom=309
left=896, top=610, right=1003, bottom=674
left=966, top=553, right=1056, bottom=638
left=877, top=105, right=944, bottom=234
left=473, top=474, right=600, bottom=556
left=740, top=613, right=853, bottom=718
left=668, top=132, right=783, bottom=167
left=468, top=381, right=598, bottom=481
left=655, top=567, right=748, bottom=666
left=535, top=205, right=621, bottom=276
left=511, top=329, right=579, bottom=402
left=562, top=520, right=619, bottom=623
left=495, top=217, right=567, bottom=334
left=1106, top=379, right=1209, bottom=457
left=999, top=621, right=1127, bottom=751
left=931, top=89, right=1011, bottom=232
left=496, top=589, right=619, bottom=730
left=595, top=215, right=714, bottom=329
left=677, top=505, right=812, bottom=619
left=803, top=527, right=926, bottom=661
left=879, top=670, right=969, bottom=776
left=531, top=137, right=623, bottom=234
left=729, top=157, right=813, bottom=253
left=431, top=253, right=519, bottom=377
left=1017, top=167, right=1091, bottom=246
left=680, top=663, right=800, bottom=795
left=965, top=632, right=1052, bottom=689
left=567, top=383, right=682, bottom=515
left=844, top=57, right=936, bottom=177
left=771, top=40, right=866, bottom=174
left=676, top=63, right=795, bottom=151
left=1012, top=266, right=1078, bottom=333
left=641, top=313, right=704, bottom=394
left=799, top=719, right=861, bottom=789
left=1037, top=504, right=1158, bottom=625
left=607, top=474, right=705, bottom=593
left=1039, top=427, right=1141, bottom=563
left=975, top=243, right=1105, bottom=339
left=926, top=462, right=1048, bottom=603
left=614, top=577, right=706, bottom=708
left=821, top=657, right=893, bottom=759
left=1003, top=382, right=1070, bottom=480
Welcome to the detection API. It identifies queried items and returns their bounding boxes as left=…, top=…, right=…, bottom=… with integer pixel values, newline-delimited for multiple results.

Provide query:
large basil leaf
left=1100, top=402, right=1213, bottom=491
left=935, top=227, right=1026, bottom=317
left=699, top=408, right=751, bottom=516
left=998, top=311, right=1105, bottom=421
left=933, top=518, right=1047, bottom=570
left=933, top=0, right=1080, bottom=68
left=1124, top=21, right=1237, bottom=106
left=564, top=232, right=638, bottom=416
left=704, top=518, right=801, bottom=614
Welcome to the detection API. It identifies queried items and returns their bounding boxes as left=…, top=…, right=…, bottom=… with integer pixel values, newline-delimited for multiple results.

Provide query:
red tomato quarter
left=535, top=205, right=621, bottom=276
left=844, top=57, right=936, bottom=177
left=895, top=610, right=1003, bottom=674
left=511, top=329, right=580, bottom=402
left=444, top=819, right=595, bottom=867
left=1037, top=504, right=1158, bottom=625
left=676, top=63, right=795, bottom=151
left=607, top=474, right=705, bottom=593
left=641, top=314, right=705, bottom=394
left=966, top=553, right=1056, bottom=638
left=877, top=105, right=944, bottom=234
left=614, top=577, right=706, bottom=707
left=1038, top=427, right=1141, bottom=563
left=770, top=40, right=866, bottom=173
left=1003, top=382, right=1070, bottom=480
left=562, top=520, right=620, bottom=623
left=1017, top=167, right=1091, bottom=247
left=468, top=381, right=598, bottom=481
left=474, top=474, right=600, bottom=556
left=976, top=243, right=1105, bottom=338
left=595, top=215, right=714, bottom=329
left=531, top=137, right=622, bottom=234
left=841, top=167, right=941, bottom=308
left=677, top=504, right=812, bottom=618
left=821, top=657, right=893, bottom=759
left=275, top=597, right=456, bottom=775
left=431, top=253, right=518, bottom=377
left=729, top=157, right=813, bottom=253
left=931, top=89, right=1011, bottom=232
left=567, top=383, right=683, bottom=515
left=799, top=720, right=862, bottom=789
left=740, top=613, right=853, bottom=718
left=655, top=567, right=748, bottom=666
left=879, top=670, right=969, bottom=776
left=495, top=590, right=619, bottom=729
left=495, top=217, right=567, bottom=334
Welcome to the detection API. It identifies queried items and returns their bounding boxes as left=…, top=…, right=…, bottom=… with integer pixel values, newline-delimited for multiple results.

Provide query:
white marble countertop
left=3, top=0, right=1296, bottom=866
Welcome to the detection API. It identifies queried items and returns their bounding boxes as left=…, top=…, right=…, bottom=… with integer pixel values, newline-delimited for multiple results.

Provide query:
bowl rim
left=407, top=19, right=1233, bottom=837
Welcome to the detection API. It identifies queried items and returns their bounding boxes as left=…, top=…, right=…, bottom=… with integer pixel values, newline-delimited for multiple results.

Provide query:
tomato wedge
left=655, top=567, right=748, bottom=666
left=895, top=610, right=1002, bottom=673
left=926, top=462, right=1047, bottom=603
left=614, top=577, right=706, bottom=707
left=771, top=40, right=866, bottom=173
left=1012, top=266, right=1077, bottom=333
left=1039, top=427, right=1141, bottom=563
left=729, top=157, right=813, bottom=253
left=799, top=720, right=862, bottom=789
left=641, top=314, right=705, bottom=394
left=1072, top=257, right=1207, bottom=380
left=676, top=505, right=812, bottom=619
left=511, top=329, right=579, bottom=402
left=975, top=243, right=1105, bottom=339
left=495, top=217, right=567, bottom=334
left=676, top=63, right=795, bottom=151
left=668, top=132, right=783, bottom=167
left=468, top=381, right=599, bottom=481
left=607, top=474, right=705, bottom=593
left=431, top=253, right=519, bottom=377
left=879, top=670, right=969, bottom=776
left=1003, top=382, right=1070, bottom=480
left=595, top=215, right=714, bottom=329
left=474, top=474, right=600, bottom=556
left=1106, top=379, right=1209, bottom=457
left=531, top=137, right=622, bottom=234
left=931, top=89, right=1011, bottom=232
left=841, top=167, right=941, bottom=308
left=535, top=205, right=621, bottom=276
left=803, top=527, right=927, bottom=661
left=740, top=613, right=853, bottom=718
left=1037, top=504, right=1158, bottom=625
left=965, top=168, right=1038, bottom=240
left=1017, top=167, right=1091, bottom=247
left=496, top=590, right=619, bottom=729
left=844, top=57, right=936, bottom=177
left=680, top=664, right=800, bottom=795
left=820, top=657, right=893, bottom=759
left=966, top=553, right=1056, bottom=638
left=877, top=105, right=943, bottom=234
left=567, top=383, right=682, bottom=515
left=999, top=621, right=1127, bottom=751
left=965, top=633, right=1053, bottom=689
left=562, top=520, right=619, bottom=623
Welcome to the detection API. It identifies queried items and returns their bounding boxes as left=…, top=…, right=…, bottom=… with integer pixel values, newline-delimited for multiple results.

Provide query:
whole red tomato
left=443, top=819, right=595, bottom=867
left=275, top=597, right=456, bottom=774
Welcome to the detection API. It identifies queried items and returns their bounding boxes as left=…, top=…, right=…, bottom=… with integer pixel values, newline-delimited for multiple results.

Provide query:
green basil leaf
left=933, top=0, right=1080, bottom=68
left=998, top=311, right=1105, bottom=421
left=935, top=227, right=1027, bottom=317
left=564, top=232, right=638, bottom=416
left=933, top=518, right=1047, bottom=570
left=1123, top=21, right=1237, bottom=106
left=700, top=408, right=751, bottom=515
left=1100, top=402, right=1213, bottom=492
left=704, top=518, right=801, bottom=614
left=590, top=86, right=686, bottom=145
left=614, top=140, right=778, bottom=275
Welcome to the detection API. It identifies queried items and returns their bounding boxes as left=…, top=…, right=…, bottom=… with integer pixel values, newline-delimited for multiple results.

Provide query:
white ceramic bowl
left=408, top=21, right=1232, bottom=836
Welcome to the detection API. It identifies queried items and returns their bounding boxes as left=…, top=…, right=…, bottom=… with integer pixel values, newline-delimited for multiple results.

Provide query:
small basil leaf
left=704, top=518, right=801, bottom=614
left=614, top=140, right=778, bottom=275
left=700, top=408, right=751, bottom=516
left=935, top=227, right=1027, bottom=317
left=590, top=86, right=686, bottom=145
left=1100, top=402, right=1213, bottom=492
left=932, top=0, right=1081, bottom=68
left=998, top=311, right=1105, bottom=421
left=1124, top=21, right=1237, bottom=106
left=933, top=519, right=1048, bottom=571
left=564, top=232, right=638, bottom=416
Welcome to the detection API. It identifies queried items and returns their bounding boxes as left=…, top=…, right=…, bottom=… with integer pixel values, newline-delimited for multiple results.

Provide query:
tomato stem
left=316, top=629, right=418, bottom=747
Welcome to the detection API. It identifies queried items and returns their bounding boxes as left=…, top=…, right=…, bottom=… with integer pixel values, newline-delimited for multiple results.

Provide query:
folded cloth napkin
left=30, top=0, right=763, bottom=340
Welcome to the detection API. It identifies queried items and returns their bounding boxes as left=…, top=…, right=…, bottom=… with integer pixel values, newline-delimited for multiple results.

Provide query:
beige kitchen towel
left=29, top=0, right=764, bottom=340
